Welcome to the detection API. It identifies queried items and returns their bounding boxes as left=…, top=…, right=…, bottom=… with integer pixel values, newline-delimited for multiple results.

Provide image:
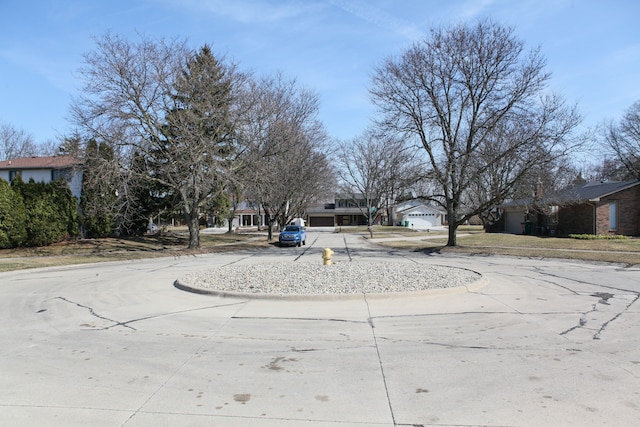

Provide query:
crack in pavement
left=343, top=235, right=353, bottom=261
left=109, top=301, right=248, bottom=330
left=50, top=297, right=248, bottom=331
left=594, top=293, right=640, bottom=340
left=50, top=296, right=135, bottom=330
left=494, top=267, right=640, bottom=341
left=531, top=266, right=640, bottom=295
left=375, top=335, right=513, bottom=351
left=230, top=316, right=366, bottom=324
left=292, top=235, right=319, bottom=261
left=560, top=302, right=597, bottom=337
left=559, top=292, right=640, bottom=340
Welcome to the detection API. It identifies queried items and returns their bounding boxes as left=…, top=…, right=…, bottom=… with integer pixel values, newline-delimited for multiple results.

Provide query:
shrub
left=11, top=177, right=79, bottom=247
left=569, top=234, right=629, bottom=240
left=0, top=178, right=27, bottom=248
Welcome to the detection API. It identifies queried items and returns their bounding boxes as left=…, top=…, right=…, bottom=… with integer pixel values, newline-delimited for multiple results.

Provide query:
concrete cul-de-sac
left=1, top=230, right=639, bottom=426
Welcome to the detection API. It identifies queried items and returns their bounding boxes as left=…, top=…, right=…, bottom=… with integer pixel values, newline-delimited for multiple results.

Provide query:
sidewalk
left=368, top=233, right=469, bottom=242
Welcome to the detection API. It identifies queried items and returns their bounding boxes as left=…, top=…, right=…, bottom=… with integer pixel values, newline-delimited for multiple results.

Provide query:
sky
left=1, top=0, right=639, bottom=146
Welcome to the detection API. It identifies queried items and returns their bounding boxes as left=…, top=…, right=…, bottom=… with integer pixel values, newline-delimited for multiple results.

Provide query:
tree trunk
left=257, top=205, right=262, bottom=231
left=447, top=223, right=457, bottom=246
left=186, top=213, right=200, bottom=249
left=446, top=204, right=457, bottom=246
left=265, top=214, right=274, bottom=241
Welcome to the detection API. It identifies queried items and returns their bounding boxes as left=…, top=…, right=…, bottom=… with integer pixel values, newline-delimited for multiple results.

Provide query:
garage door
left=505, top=211, right=524, bottom=234
left=404, top=212, right=438, bottom=229
left=406, top=217, right=435, bottom=229
left=309, top=216, right=334, bottom=227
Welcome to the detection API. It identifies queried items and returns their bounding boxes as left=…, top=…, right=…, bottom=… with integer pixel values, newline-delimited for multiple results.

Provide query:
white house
left=0, top=155, right=83, bottom=201
left=396, top=202, right=445, bottom=230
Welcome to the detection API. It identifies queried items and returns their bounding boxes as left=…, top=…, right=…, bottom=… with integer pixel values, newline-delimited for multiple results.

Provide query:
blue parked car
left=279, top=225, right=306, bottom=247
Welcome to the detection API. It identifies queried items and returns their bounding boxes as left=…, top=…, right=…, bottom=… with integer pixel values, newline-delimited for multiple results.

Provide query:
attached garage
left=403, top=212, right=439, bottom=229
left=503, top=208, right=525, bottom=234
left=308, top=215, right=335, bottom=227
left=396, top=204, right=445, bottom=229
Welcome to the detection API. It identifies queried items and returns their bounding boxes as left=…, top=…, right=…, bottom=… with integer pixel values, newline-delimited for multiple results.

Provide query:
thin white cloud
left=0, top=44, right=76, bottom=93
left=158, top=0, right=317, bottom=24
left=452, top=0, right=576, bottom=27
left=605, top=43, right=640, bottom=68
left=455, top=0, right=497, bottom=20
left=328, top=0, right=425, bottom=41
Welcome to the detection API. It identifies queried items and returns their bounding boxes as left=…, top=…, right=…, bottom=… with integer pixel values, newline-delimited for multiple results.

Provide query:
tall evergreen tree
left=155, top=45, right=237, bottom=248
left=81, top=139, right=118, bottom=238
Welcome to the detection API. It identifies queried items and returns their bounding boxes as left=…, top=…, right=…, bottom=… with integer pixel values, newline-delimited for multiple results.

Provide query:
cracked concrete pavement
left=1, top=230, right=639, bottom=426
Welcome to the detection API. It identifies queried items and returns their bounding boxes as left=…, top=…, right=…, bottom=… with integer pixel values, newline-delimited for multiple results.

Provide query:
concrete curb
left=173, top=276, right=488, bottom=301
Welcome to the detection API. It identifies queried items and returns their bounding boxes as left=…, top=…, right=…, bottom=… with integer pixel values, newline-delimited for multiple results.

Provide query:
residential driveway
left=1, top=231, right=639, bottom=426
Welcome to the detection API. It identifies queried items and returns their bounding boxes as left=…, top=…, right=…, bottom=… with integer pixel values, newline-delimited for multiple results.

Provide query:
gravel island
left=181, top=260, right=482, bottom=296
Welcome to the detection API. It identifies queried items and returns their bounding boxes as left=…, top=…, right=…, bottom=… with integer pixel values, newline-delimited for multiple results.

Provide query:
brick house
left=0, top=155, right=83, bottom=201
left=306, top=195, right=374, bottom=227
left=500, top=180, right=640, bottom=236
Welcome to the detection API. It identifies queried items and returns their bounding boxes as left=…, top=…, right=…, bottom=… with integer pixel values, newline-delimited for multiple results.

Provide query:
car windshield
left=284, top=226, right=300, bottom=232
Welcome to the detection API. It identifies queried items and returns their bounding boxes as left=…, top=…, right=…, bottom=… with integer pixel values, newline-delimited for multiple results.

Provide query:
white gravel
left=182, top=260, right=482, bottom=296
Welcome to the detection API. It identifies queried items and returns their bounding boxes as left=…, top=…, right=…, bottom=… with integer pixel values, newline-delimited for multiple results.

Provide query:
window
left=52, top=168, right=71, bottom=181
left=609, top=202, right=617, bottom=230
left=8, top=170, right=21, bottom=182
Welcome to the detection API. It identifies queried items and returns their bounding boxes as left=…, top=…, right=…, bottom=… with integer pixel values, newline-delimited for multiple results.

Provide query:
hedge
left=0, top=177, right=79, bottom=248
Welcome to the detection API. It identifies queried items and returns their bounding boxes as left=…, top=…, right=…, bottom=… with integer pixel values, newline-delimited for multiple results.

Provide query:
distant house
left=0, top=155, right=83, bottom=201
left=395, top=201, right=446, bottom=229
left=500, top=180, right=640, bottom=236
left=306, top=195, right=378, bottom=227
left=234, top=201, right=265, bottom=229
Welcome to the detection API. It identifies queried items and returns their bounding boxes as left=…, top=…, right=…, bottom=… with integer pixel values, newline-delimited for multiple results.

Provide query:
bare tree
left=336, top=129, right=423, bottom=234
left=240, top=73, right=333, bottom=240
left=257, top=137, right=334, bottom=238
left=604, top=100, right=640, bottom=179
left=584, top=157, right=630, bottom=182
left=71, top=34, right=245, bottom=248
left=0, top=122, right=38, bottom=160
left=370, top=20, right=581, bottom=246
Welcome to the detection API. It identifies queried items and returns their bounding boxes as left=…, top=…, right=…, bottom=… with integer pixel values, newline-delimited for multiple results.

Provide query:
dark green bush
left=0, top=178, right=27, bottom=248
left=10, top=176, right=79, bottom=247
left=83, top=214, right=114, bottom=238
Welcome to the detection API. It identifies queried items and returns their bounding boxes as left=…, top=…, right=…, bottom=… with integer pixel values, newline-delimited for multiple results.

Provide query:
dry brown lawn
left=374, top=228, right=640, bottom=265
left=2, top=226, right=639, bottom=272
left=0, top=230, right=270, bottom=272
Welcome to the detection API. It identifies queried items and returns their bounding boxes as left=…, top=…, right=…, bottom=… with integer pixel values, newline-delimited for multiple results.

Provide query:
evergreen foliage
left=81, top=139, right=117, bottom=237
left=0, top=178, right=27, bottom=248
left=7, top=176, right=79, bottom=247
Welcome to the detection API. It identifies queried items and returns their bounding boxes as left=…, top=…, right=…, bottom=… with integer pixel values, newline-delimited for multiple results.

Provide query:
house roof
left=0, top=155, right=81, bottom=170
left=503, top=180, right=640, bottom=207
left=236, top=200, right=260, bottom=211
left=396, top=201, right=445, bottom=214
left=544, top=180, right=640, bottom=203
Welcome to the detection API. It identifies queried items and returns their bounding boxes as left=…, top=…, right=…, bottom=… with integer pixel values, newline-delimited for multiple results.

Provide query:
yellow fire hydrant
left=322, top=247, right=334, bottom=266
